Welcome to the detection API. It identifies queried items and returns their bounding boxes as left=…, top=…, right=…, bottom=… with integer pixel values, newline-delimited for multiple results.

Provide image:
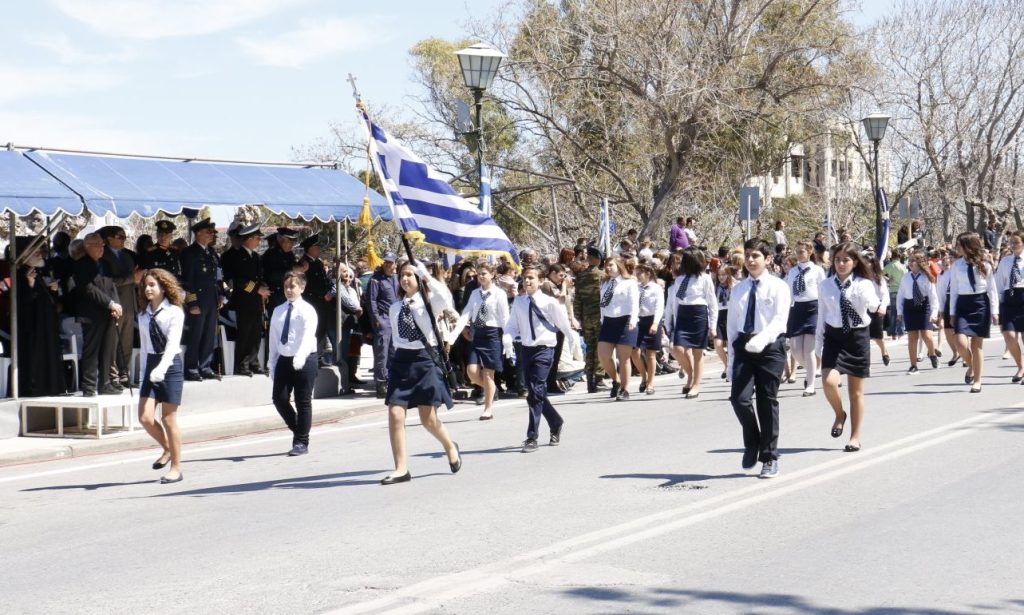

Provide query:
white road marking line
left=327, top=406, right=1023, bottom=615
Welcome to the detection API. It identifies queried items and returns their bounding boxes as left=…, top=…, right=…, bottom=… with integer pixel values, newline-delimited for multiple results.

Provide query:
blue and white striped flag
left=597, top=198, right=611, bottom=256
left=364, top=116, right=519, bottom=267
left=480, top=162, right=492, bottom=217
left=875, top=187, right=890, bottom=261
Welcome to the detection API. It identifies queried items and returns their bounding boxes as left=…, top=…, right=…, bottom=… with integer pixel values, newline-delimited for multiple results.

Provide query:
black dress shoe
left=185, top=372, right=203, bottom=382
left=742, top=448, right=758, bottom=470
left=152, top=454, right=171, bottom=470
left=98, top=386, right=123, bottom=395
left=381, top=472, right=411, bottom=485
left=82, top=390, right=97, bottom=397
left=160, top=473, right=184, bottom=484
left=200, top=370, right=221, bottom=381
left=449, top=442, right=462, bottom=473
left=609, top=381, right=620, bottom=399
left=236, top=369, right=253, bottom=377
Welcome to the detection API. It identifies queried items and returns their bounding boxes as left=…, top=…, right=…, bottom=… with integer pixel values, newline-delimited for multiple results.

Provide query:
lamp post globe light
left=455, top=43, right=505, bottom=212
left=861, top=113, right=890, bottom=246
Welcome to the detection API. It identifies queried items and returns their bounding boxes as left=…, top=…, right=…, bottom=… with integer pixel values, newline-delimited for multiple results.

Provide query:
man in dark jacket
left=299, top=234, right=336, bottom=367
left=181, top=218, right=221, bottom=381
left=368, top=253, right=398, bottom=398
left=73, top=233, right=122, bottom=396
left=99, top=225, right=138, bottom=388
left=221, top=223, right=269, bottom=375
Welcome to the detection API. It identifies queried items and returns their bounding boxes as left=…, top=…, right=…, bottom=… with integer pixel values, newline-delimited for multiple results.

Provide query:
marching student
left=631, top=262, right=665, bottom=395
left=380, top=261, right=462, bottom=485
left=455, top=262, right=510, bottom=420
left=136, top=268, right=187, bottom=484
left=896, top=251, right=940, bottom=374
left=949, top=232, right=1001, bottom=392
left=866, top=254, right=892, bottom=366
left=597, top=256, right=641, bottom=401
left=936, top=251, right=961, bottom=365
left=503, top=265, right=575, bottom=453
left=816, top=242, right=881, bottom=452
left=784, top=241, right=826, bottom=396
left=665, top=247, right=718, bottom=399
left=994, top=230, right=1024, bottom=382
left=268, top=272, right=319, bottom=457
left=713, top=266, right=736, bottom=380
left=726, top=239, right=791, bottom=478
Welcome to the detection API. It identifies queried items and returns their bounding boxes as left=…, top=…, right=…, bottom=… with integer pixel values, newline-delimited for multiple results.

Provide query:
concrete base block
left=313, top=367, right=341, bottom=399
left=0, top=400, right=21, bottom=439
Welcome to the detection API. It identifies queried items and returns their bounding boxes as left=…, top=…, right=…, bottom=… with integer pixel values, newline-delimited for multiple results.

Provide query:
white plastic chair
left=218, top=326, right=235, bottom=376
left=62, top=335, right=81, bottom=392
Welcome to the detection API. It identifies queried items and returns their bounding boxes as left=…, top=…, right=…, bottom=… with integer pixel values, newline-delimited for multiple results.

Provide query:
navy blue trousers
left=730, top=334, right=785, bottom=462
left=522, top=345, right=563, bottom=440
left=185, top=305, right=217, bottom=375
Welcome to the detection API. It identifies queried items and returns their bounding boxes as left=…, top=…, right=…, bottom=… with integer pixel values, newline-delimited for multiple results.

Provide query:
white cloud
left=236, top=17, right=385, bottom=68
left=50, top=0, right=309, bottom=40
left=0, top=65, right=122, bottom=103
left=25, top=32, right=135, bottom=65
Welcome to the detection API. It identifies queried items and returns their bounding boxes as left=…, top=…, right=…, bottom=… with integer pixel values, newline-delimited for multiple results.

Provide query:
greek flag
left=597, top=198, right=612, bottom=256
left=364, top=116, right=519, bottom=266
left=875, top=187, right=890, bottom=261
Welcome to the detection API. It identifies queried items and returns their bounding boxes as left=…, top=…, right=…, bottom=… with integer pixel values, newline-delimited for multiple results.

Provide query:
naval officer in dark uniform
left=299, top=234, right=336, bottom=367
left=181, top=217, right=221, bottom=381
left=263, top=227, right=299, bottom=316
left=140, top=220, right=182, bottom=279
left=221, top=223, right=269, bottom=376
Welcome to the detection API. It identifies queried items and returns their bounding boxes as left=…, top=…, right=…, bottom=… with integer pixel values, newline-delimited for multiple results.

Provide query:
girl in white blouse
left=136, top=268, right=186, bottom=484
left=380, top=261, right=462, bottom=485
left=816, top=242, right=881, bottom=452
left=896, top=251, right=940, bottom=373
left=948, top=232, right=1001, bottom=392
left=453, top=262, right=510, bottom=420
left=631, top=262, right=665, bottom=395
left=994, top=230, right=1024, bottom=382
left=935, top=251, right=960, bottom=365
left=665, top=248, right=718, bottom=399
left=784, top=241, right=826, bottom=396
left=597, top=257, right=640, bottom=401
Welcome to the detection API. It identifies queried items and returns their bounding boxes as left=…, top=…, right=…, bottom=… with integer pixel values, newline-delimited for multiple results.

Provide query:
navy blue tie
left=676, top=275, right=691, bottom=300
left=149, top=308, right=166, bottom=353
left=912, top=273, right=925, bottom=306
left=1010, top=258, right=1021, bottom=292
left=966, top=263, right=976, bottom=290
left=743, top=279, right=759, bottom=334
left=280, top=302, right=292, bottom=344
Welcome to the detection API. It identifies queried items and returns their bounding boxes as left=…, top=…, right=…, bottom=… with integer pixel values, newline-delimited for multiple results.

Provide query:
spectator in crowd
left=72, top=233, right=122, bottom=396
left=670, top=216, right=689, bottom=252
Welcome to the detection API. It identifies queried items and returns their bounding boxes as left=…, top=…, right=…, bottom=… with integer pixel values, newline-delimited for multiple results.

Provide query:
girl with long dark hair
left=597, top=256, right=640, bottom=400
left=949, top=232, right=1001, bottom=392
left=897, top=251, right=940, bottom=373
left=995, top=230, right=1024, bottom=382
left=665, top=247, right=718, bottom=399
left=784, top=241, right=825, bottom=396
left=631, top=262, right=665, bottom=395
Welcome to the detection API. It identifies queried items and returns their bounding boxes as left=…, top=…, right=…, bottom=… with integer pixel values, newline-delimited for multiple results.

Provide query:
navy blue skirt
left=386, top=348, right=454, bottom=409
left=599, top=315, right=639, bottom=346
left=635, top=315, right=662, bottom=351
left=821, top=325, right=871, bottom=378
left=786, top=301, right=818, bottom=337
left=140, top=353, right=184, bottom=405
left=716, top=309, right=728, bottom=342
left=672, top=304, right=709, bottom=349
left=1001, top=290, right=1024, bottom=332
left=955, top=293, right=991, bottom=338
left=468, top=325, right=503, bottom=371
left=902, top=300, right=932, bottom=332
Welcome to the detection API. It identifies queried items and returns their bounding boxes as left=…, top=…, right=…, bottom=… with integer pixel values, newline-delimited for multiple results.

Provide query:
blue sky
left=1, top=0, right=896, bottom=164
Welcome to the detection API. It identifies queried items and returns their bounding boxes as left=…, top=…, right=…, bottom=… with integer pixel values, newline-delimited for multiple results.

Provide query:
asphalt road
left=2, top=345, right=1023, bottom=615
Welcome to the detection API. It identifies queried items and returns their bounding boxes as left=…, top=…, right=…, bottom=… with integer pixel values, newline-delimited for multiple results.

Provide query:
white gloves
left=149, top=370, right=165, bottom=384
left=743, top=333, right=768, bottom=354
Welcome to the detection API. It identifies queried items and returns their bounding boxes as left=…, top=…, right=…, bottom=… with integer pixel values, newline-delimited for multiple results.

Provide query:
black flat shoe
left=930, top=355, right=939, bottom=369
left=478, top=413, right=493, bottom=421
left=609, top=382, right=620, bottom=399
left=160, top=473, right=183, bottom=484
left=965, top=372, right=974, bottom=385
left=843, top=444, right=861, bottom=452
left=381, top=472, right=412, bottom=485
left=831, top=412, right=847, bottom=439
left=947, top=355, right=960, bottom=367
left=882, top=354, right=891, bottom=366
left=449, top=443, right=462, bottom=474
left=682, top=386, right=691, bottom=395
left=152, top=454, right=171, bottom=470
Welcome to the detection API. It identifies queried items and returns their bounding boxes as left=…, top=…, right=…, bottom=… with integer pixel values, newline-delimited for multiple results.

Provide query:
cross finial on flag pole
left=347, top=73, right=361, bottom=102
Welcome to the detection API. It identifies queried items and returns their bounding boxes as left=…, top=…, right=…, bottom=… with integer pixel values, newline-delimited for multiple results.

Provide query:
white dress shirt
left=873, top=279, right=888, bottom=315
left=665, top=273, right=718, bottom=333
left=268, top=296, right=319, bottom=373
left=948, top=258, right=1000, bottom=317
left=137, top=299, right=184, bottom=382
left=388, top=275, right=452, bottom=350
left=503, top=290, right=574, bottom=350
left=726, top=272, right=792, bottom=353
left=452, top=285, right=511, bottom=332
left=815, top=275, right=881, bottom=352
left=784, top=261, right=826, bottom=303
left=896, top=272, right=939, bottom=319
left=995, top=253, right=1024, bottom=294
left=637, top=280, right=665, bottom=323
left=936, top=269, right=953, bottom=313
left=599, top=276, right=640, bottom=326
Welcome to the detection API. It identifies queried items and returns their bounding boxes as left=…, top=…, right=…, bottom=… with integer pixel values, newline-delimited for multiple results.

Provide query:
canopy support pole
left=335, top=220, right=343, bottom=369
left=8, top=211, right=18, bottom=399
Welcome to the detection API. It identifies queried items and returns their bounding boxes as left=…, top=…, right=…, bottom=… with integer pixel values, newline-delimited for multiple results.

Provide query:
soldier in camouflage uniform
left=573, top=245, right=605, bottom=393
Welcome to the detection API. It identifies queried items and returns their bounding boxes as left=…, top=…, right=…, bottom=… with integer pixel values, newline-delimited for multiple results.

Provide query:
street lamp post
left=455, top=43, right=505, bottom=213
left=862, top=113, right=890, bottom=247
